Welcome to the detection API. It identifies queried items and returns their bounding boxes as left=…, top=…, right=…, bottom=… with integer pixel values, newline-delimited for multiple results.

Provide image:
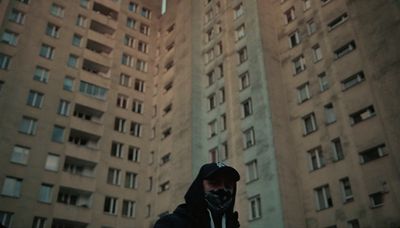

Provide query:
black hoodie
left=153, top=163, right=240, bottom=228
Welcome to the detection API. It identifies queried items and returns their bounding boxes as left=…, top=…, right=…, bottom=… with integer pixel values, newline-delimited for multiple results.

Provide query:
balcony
left=65, top=143, right=99, bottom=169
left=89, top=20, right=115, bottom=38
left=93, top=1, right=118, bottom=20
left=87, top=29, right=114, bottom=48
left=75, top=93, right=107, bottom=112
left=68, top=128, right=101, bottom=149
left=51, top=218, right=89, bottom=228
left=82, top=58, right=110, bottom=78
left=60, top=172, right=96, bottom=192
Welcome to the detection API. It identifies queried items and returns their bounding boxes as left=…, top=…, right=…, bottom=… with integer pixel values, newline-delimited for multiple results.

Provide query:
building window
left=138, top=41, right=149, bottom=53
left=50, top=3, right=64, bottom=17
left=0, top=81, right=3, bottom=93
left=288, top=30, right=300, bottom=48
left=243, top=127, right=255, bottom=149
left=67, top=54, right=79, bottom=68
left=33, top=66, right=49, bottom=83
left=292, top=55, right=306, bottom=74
left=1, top=176, right=22, bottom=197
left=27, top=90, right=44, bottom=108
left=57, top=100, right=70, bottom=116
left=209, top=147, right=219, bottom=162
left=119, top=73, right=131, bottom=87
left=208, top=93, right=216, bottom=111
left=359, top=144, right=386, bottom=164
left=76, top=15, right=87, bottom=27
left=241, top=98, right=253, bottom=118
left=369, top=192, right=384, bottom=208
left=10, top=145, right=30, bottom=165
left=220, top=142, right=228, bottom=161
left=9, top=9, right=25, bottom=24
left=128, top=146, right=140, bottom=162
left=127, top=17, right=136, bottom=29
left=160, top=153, right=171, bottom=165
left=219, top=87, right=225, bottom=104
left=1, top=30, right=19, bottom=45
left=124, top=34, right=135, bottom=48
left=331, top=138, right=344, bottom=161
left=128, top=2, right=138, bottom=12
left=46, top=23, right=60, bottom=38
left=39, top=44, right=55, bottom=60
left=139, top=23, right=150, bottom=36
left=238, top=47, right=248, bottom=64
left=328, top=13, right=348, bottom=31
left=246, top=160, right=258, bottom=183
left=132, top=99, right=143, bottom=114
left=79, top=81, right=108, bottom=99
left=220, top=114, right=227, bottom=131
left=347, top=219, right=360, bottom=228
left=312, top=44, right=323, bottom=62
left=324, top=103, right=336, bottom=124
left=134, top=79, right=145, bottom=92
left=141, top=7, right=151, bottom=18
left=114, top=117, right=126, bottom=133
left=297, top=82, right=310, bottom=103
left=342, top=71, right=365, bottom=90
left=0, top=53, right=11, bottom=70
left=116, top=94, right=128, bottom=109
left=208, top=120, right=217, bottom=138
left=235, top=24, right=246, bottom=41
left=125, top=172, right=137, bottom=189
left=339, top=177, right=353, bottom=203
left=38, top=184, right=53, bottom=203
left=80, top=0, right=89, bottom=8
left=159, top=181, right=170, bottom=193
left=17, top=0, right=30, bottom=4
left=136, top=59, right=148, bottom=72
left=314, top=185, right=333, bottom=210
left=111, top=141, right=123, bottom=158
left=308, top=147, right=324, bottom=171
left=45, top=153, right=60, bottom=171
left=72, top=34, right=83, bottom=47
left=307, top=19, right=317, bottom=35
left=63, top=76, right=74, bottom=91
left=147, top=177, right=153, bottom=191
left=32, top=217, right=46, bottom=228
left=334, top=41, right=356, bottom=59
left=19, top=116, right=38, bottom=135
left=107, top=168, right=121, bottom=186
left=122, top=53, right=135, bottom=67
left=318, top=72, right=329, bottom=92
left=162, top=128, right=172, bottom=139
left=302, top=113, right=317, bottom=135
left=165, top=60, right=174, bottom=70
left=122, top=200, right=136, bottom=218
left=233, top=3, right=244, bottom=19
left=284, top=7, right=295, bottom=24
left=350, top=105, right=375, bottom=125
left=51, top=125, right=65, bottom=143
left=104, top=196, right=118, bottom=215
left=249, top=195, right=262, bottom=220
left=303, top=0, right=311, bottom=10
left=207, top=70, right=215, bottom=86
left=130, top=122, right=142, bottom=137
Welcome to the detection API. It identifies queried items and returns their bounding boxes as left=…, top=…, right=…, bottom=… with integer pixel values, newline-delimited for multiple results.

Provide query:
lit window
left=125, top=172, right=137, bottom=189
left=318, top=72, right=329, bottom=91
left=284, top=7, right=295, bottom=24
left=334, top=41, right=356, bottom=59
left=33, top=66, right=49, bottom=83
left=248, top=195, right=262, bottom=220
left=19, top=116, right=37, bottom=135
left=1, top=30, right=18, bottom=45
left=324, top=103, right=336, bottom=124
left=342, top=71, right=365, bottom=90
left=288, top=30, right=300, bottom=48
left=312, top=44, right=323, bottom=62
left=10, top=145, right=30, bottom=165
left=1, top=176, right=22, bottom=197
left=0, top=53, right=11, bottom=70
left=39, top=44, right=55, bottom=59
left=302, top=113, right=317, bottom=135
left=9, top=9, right=25, bottom=24
left=27, top=90, right=44, bottom=108
left=349, top=105, right=375, bottom=125
left=292, top=55, right=306, bottom=74
left=331, top=138, right=344, bottom=161
left=107, top=168, right=121, bottom=185
left=104, top=196, right=118, bottom=214
left=243, top=127, right=255, bottom=149
left=297, top=82, right=310, bottom=103
left=246, top=160, right=258, bottom=182
left=339, top=177, right=353, bottom=203
left=38, top=184, right=53, bottom=203
left=359, top=144, right=386, bottom=164
left=308, top=147, right=324, bottom=171
left=51, top=125, right=65, bottom=143
left=45, top=154, right=60, bottom=171
left=50, top=4, right=64, bottom=17
left=122, top=200, right=136, bottom=218
left=46, top=23, right=60, bottom=38
left=314, top=185, right=333, bottom=210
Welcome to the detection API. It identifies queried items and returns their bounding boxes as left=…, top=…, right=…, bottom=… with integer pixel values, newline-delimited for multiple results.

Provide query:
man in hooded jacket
left=154, top=162, right=240, bottom=228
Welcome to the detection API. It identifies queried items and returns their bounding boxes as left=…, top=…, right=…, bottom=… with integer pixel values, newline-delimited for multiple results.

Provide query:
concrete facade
left=0, top=0, right=399, bottom=228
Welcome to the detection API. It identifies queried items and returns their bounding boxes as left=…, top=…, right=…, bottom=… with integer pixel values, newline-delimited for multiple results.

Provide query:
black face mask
left=204, top=188, right=233, bottom=214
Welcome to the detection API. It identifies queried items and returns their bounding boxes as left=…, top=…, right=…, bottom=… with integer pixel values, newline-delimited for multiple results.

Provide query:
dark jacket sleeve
left=154, top=214, right=187, bottom=228
left=154, top=216, right=173, bottom=228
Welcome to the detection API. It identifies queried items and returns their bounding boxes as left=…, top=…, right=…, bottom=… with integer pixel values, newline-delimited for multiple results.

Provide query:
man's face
left=203, top=172, right=235, bottom=192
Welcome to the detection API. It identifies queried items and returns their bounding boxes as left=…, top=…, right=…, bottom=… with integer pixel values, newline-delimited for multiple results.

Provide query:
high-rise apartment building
left=0, top=0, right=399, bottom=227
